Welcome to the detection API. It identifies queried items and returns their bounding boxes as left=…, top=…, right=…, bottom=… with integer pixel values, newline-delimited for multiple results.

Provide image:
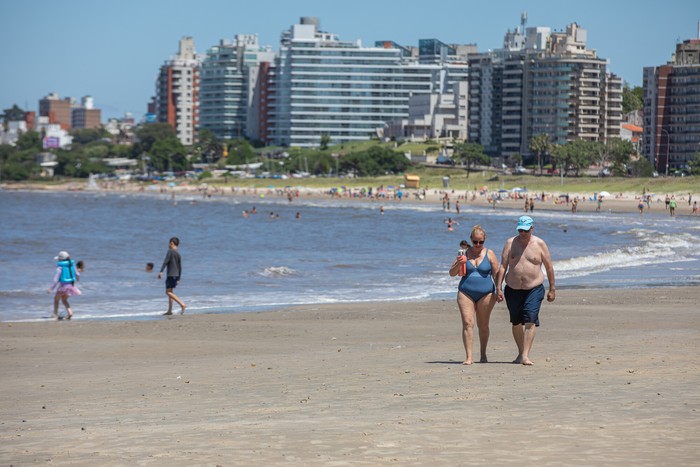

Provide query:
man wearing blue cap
left=495, top=215, right=556, bottom=365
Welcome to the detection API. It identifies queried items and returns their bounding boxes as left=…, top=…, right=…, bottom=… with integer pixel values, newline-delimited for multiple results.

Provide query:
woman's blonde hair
left=471, top=225, right=486, bottom=240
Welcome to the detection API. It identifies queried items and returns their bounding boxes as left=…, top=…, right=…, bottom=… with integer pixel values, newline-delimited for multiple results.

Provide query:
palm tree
left=529, top=134, right=551, bottom=175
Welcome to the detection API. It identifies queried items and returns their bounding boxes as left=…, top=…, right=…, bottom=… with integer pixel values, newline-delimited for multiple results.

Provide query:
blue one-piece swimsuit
left=458, top=248, right=496, bottom=302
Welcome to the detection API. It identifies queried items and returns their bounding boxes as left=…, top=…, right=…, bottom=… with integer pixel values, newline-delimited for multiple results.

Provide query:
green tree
left=134, top=123, right=177, bottom=156
left=2, top=104, right=25, bottom=126
left=70, top=128, right=110, bottom=145
left=196, top=128, right=220, bottom=164
left=607, top=138, right=634, bottom=176
left=149, top=137, right=188, bottom=172
left=453, top=142, right=489, bottom=179
left=226, top=138, right=256, bottom=165
left=628, top=157, right=654, bottom=177
left=687, top=151, right=700, bottom=175
left=529, top=133, right=551, bottom=175
left=622, top=83, right=643, bottom=114
left=16, top=130, right=42, bottom=151
left=551, top=140, right=598, bottom=177
left=320, top=133, right=331, bottom=150
left=509, top=152, right=523, bottom=167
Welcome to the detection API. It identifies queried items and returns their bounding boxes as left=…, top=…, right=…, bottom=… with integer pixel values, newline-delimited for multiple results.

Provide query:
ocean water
left=1, top=189, right=699, bottom=322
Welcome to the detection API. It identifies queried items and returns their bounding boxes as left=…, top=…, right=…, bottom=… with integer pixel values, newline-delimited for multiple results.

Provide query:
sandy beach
left=1, top=286, right=699, bottom=465
left=4, top=179, right=696, bottom=217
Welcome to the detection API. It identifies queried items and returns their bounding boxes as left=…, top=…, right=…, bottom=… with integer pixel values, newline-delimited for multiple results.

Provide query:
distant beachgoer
left=638, top=200, right=645, bottom=215
left=251, top=206, right=257, bottom=214
left=379, top=206, right=385, bottom=215
left=76, top=260, right=84, bottom=273
left=596, top=197, right=602, bottom=212
left=524, top=198, right=529, bottom=213
left=47, top=251, right=81, bottom=320
left=495, top=216, right=556, bottom=366
left=665, top=194, right=670, bottom=210
left=446, top=217, right=458, bottom=231
left=692, top=201, right=698, bottom=216
left=449, top=225, right=499, bottom=364
left=146, top=262, right=154, bottom=273
left=242, top=210, right=249, bottom=218
left=529, top=198, right=534, bottom=213
left=295, top=212, right=301, bottom=219
left=455, top=200, right=460, bottom=214
left=158, top=237, right=187, bottom=315
left=571, top=198, right=578, bottom=213
left=669, top=197, right=677, bottom=217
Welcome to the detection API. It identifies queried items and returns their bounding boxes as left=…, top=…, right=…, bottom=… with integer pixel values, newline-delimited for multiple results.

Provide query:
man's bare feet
left=480, top=356, right=488, bottom=363
left=163, top=311, right=173, bottom=316
left=66, top=313, right=72, bottom=320
left=180, top=304, right=187, bottom=315
left=512, top=356, right=522, bottom=364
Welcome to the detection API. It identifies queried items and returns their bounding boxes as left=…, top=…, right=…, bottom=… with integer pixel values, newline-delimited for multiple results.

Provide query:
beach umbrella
left=599, top=191, right=611, bottom=197
left=498, top=189, right=508, bottom=193
left=511, top=187, right=526, bottom=192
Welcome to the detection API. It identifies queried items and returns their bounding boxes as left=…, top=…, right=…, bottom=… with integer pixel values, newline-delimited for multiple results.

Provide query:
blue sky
left=1, top=0, right=695, bottom=120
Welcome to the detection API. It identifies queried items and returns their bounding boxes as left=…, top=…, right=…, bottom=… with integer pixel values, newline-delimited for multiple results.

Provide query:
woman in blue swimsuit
left=449, top=225, right=500, bottom=364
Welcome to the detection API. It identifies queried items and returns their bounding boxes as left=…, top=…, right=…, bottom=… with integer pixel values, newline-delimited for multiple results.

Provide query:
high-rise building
left=199, top=34, right=275, bottom=141
left=643, top=37, right=700, bottom=174
left=154, top=37, right=200, bottom=146
left=468, top=15, right=622, bottom=160
left=71, top=96, right=102, bottom=129
left=39, top=93, right=73, bottom=130
left=264, top=17, right=470, bottom=147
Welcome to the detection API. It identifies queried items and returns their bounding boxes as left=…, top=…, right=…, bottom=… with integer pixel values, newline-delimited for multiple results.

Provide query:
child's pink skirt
left=56, top=283, right=82, bottom=297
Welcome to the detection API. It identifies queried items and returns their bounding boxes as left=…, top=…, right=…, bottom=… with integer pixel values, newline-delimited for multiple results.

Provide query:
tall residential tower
left=643, top=37, right=700, bottom=174
left=468, top=15, right=622, bottom=160
left=154, top=37, right=200, bottom=146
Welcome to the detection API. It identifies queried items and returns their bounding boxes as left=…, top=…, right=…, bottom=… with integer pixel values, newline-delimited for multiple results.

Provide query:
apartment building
left=154, top=37, right=200, bottom=146
left=468, top=15, right=622, bottom=159
left=71, top=96, right=102, bottom=129
left=39, top=93, right=73, bottom=130
left=199, top=34, right=275, bottom=141
left=643, top=37, right=700, bottom=174
left=263, top=17, right=470, bottom=147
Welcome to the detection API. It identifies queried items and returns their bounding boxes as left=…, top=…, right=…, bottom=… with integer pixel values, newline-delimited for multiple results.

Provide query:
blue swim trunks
left=165, top=276, right=180, bottom=290
left=504, top=284, right=545, bottom=326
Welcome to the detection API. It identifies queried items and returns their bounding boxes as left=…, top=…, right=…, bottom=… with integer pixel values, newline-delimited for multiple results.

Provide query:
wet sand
left=1, top=286, right=699, bottom=465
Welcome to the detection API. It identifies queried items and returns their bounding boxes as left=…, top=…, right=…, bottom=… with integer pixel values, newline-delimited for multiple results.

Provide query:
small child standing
left=47, top=251, right=81, bottom=320
left=157, top=237, right=187, bottom=315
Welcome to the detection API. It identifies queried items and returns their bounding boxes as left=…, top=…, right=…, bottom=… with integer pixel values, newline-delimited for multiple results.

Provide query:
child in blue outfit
left=47, top=251, right=81, bottom=320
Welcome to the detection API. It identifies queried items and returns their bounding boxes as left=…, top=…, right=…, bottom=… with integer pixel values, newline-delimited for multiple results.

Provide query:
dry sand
left=1, top=286, right=699, bottom=465
left=4, top=180, right=697, bottom=216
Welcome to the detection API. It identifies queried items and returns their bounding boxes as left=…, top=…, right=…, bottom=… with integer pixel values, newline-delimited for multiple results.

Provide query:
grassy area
left=194, top=167, right=695, bottom=195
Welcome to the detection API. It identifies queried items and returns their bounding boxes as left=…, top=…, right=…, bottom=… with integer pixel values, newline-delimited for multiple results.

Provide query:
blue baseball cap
left=517, top=216, right=533, bottom=231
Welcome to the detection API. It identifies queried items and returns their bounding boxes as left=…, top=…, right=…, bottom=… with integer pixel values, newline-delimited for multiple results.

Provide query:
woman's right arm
left=449, top=256, right=464, bottom=277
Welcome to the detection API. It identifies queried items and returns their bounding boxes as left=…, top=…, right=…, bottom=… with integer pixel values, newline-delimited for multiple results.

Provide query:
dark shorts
left=165, top=276, right=179, bottom=290
left=504, top=284, right=545, bottom=326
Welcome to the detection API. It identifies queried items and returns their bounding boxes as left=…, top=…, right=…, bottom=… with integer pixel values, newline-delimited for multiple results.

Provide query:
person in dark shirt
left=157, top=237, right=187, bottom=315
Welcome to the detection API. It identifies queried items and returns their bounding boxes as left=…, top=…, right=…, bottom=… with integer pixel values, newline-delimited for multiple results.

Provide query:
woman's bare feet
left=163, top=311, right=173, bottom=316
left=462, top=359, right=473, bottom=365
left=180, top=304, right=187, bottom=315
left=521, top=359, right=534, bottom=366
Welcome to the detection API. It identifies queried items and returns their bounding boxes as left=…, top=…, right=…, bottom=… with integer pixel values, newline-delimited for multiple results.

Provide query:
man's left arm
left=540, top=240, right=555, bottom=302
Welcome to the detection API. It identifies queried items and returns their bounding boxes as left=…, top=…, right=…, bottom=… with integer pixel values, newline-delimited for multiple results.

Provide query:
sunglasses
left=517, top=229, right=531, bottom=233
left=471, top=240, right=485, bottom=245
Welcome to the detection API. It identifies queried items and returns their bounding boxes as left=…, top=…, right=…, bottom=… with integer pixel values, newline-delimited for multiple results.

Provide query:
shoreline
left=2, top=285, right=699, bottom=464
left=3, top=180, right=697, bottom=216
